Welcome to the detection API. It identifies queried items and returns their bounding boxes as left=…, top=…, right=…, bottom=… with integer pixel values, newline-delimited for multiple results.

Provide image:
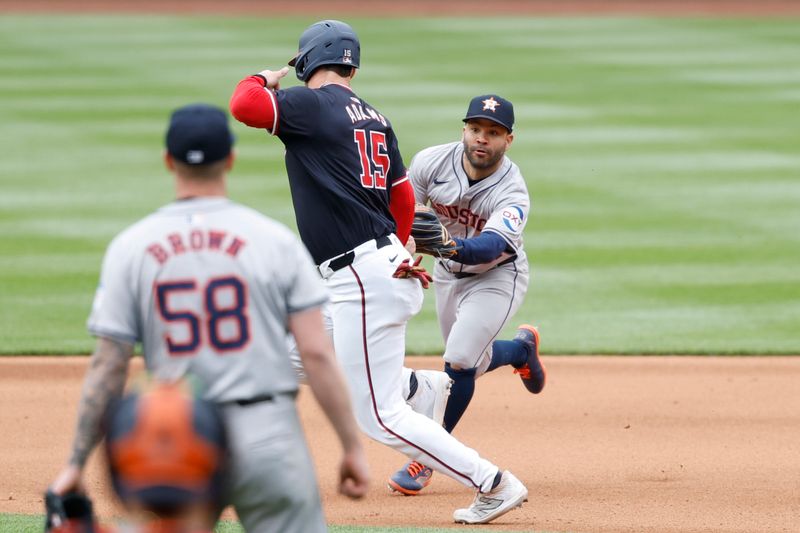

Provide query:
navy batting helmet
left=104, top=380, right=227, bottom=515
left=288, top=20, right=360, bottom=82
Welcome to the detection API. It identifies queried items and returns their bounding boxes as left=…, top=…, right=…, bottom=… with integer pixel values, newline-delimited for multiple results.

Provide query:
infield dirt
left=1, top=355, right=798, bottom=533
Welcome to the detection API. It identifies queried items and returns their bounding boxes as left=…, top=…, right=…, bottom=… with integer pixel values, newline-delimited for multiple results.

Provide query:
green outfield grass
left=0, top=514, right=556, bottom=533
left=1, top=16, right=799, bottom=354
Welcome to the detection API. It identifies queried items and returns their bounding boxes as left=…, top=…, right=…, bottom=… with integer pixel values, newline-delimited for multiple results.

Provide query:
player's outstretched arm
left=229, top=67, right=289, bottom=132
left=289, top=307, right=370, bottom=499
left=49, top=337, right=133, bottom=495
left=450, top=231, right=507, bottom=265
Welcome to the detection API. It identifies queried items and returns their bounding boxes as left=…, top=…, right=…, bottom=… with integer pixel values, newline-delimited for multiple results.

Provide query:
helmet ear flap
left=296, top=53, right=309, bottom=80
left=293, top=50, right=314, bottom=81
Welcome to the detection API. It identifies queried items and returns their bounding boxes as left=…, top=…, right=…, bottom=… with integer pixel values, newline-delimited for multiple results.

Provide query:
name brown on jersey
left=146, top=229, right=247, bottom=265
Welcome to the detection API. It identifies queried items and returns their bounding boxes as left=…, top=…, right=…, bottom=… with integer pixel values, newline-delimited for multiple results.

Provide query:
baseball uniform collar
left=160, top=196, right=232, bottom=213
left=319, top=82, right=354, bottom=92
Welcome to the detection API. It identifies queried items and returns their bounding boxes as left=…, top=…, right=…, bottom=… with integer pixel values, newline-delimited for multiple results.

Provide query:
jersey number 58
left=155, top=276, right=250, bottom=356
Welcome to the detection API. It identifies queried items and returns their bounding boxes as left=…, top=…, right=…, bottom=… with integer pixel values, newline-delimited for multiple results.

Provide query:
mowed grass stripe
left=0, top=513, right=522, bottom=533
left=0, top=15, right=798, bottom=354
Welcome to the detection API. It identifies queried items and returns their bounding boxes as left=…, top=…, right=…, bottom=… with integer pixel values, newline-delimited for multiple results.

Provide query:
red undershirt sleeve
left=389, top=177, right=414, bottom=245
left=229, top=75, right=279, bottom=133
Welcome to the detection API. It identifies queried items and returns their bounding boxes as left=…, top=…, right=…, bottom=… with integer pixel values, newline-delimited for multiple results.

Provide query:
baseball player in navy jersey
left=388, top=95, right=547, bottom=495
left=230, top=20, right=529, bottom=524
left=48, top=103, right=370, bottom=533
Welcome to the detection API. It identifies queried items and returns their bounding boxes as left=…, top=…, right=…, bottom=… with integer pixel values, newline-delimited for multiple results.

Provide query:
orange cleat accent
left=387, top=460, right=434, bottom=496
left=513, top=325, right=546, bottom=394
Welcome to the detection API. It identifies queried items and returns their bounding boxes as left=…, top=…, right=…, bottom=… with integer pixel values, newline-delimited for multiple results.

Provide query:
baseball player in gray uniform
left=48, top=103, right=370, bottom=533
left=389, top=95, right=547, bottom=495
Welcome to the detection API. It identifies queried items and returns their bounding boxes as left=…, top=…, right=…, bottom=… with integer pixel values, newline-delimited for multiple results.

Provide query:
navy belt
left=451, top=254, right=517, bottom=279
left=227, top=393, right=274, bottom=406
left=328, top=235, right=392, bottom=272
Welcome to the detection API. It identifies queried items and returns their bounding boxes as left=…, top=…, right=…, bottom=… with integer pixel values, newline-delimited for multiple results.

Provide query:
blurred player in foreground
left=47, top=103, right=369, bottom=532
left=46, top=379, right=228, bottom=533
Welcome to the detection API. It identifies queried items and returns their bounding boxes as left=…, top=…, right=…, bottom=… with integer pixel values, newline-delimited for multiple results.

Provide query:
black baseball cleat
left=512, top=325, right=546, bottom=394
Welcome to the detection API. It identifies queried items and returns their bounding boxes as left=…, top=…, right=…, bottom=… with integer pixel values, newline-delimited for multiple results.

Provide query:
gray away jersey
left=87, top=197, right=328, bottom=402
left=409, top=141, right=530, bottom=274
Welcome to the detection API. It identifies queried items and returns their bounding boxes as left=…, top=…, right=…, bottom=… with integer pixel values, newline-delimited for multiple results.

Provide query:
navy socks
left=486, top=339, right=528, bottom=372
left=442, top=364, right=477, bottom=433
left=437, top=339, right=527, bottom=433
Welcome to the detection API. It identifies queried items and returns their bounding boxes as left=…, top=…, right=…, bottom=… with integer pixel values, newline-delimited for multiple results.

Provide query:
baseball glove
left=44, top=490, right=99, bottom=533
left=411, top=205, right=459, bottom=258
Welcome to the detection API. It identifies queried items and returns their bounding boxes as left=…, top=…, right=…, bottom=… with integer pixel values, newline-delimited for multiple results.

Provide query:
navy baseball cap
left=463, top=94, right=514, bottom=132
left=166, top=103, right=234, bottom=165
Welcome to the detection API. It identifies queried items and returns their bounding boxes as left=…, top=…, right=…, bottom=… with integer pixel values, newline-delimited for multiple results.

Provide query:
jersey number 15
left=354, top=129, right=390, bottom=189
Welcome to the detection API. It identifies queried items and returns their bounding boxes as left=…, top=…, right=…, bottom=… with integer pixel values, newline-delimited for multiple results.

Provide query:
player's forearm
left=302, top=352, right=363, bottom=452
left=389, top=178, right=414, bottom=244
left=68, top=337, right=133, bottom=467
left=229, top=75, right=277, bottom=130
left=453, top=231, right=508, bottom=265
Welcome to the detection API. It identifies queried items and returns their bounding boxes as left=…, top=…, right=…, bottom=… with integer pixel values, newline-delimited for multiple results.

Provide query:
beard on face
left=463, top=141, right=504, bottom=170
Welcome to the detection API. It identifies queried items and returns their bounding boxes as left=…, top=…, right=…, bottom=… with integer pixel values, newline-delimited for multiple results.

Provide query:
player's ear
left=505, top=132, right=514, bottom=148
left=350, top=67, right=357, bottom=80
left=224, top=151, right=235, bottom=172
left=164, top=151, right=176, bottom=172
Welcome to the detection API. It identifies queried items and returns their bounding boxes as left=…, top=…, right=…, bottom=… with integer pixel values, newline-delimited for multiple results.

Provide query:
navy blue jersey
left=274, top=83, right=406, bottom=263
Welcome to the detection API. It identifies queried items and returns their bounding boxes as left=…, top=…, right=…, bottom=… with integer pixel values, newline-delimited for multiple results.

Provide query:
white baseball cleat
left=453, top=470, right=528, bottom=524
left=406, top=369, right=452, bottom=426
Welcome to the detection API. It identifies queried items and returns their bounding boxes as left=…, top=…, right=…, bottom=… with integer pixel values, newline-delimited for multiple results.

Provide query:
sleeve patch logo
left=502, top=206, right=524, bottom=232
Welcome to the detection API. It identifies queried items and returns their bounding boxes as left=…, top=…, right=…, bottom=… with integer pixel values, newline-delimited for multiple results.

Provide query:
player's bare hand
left=392, top=256, right=432, bottom=289
left=49, top=464, right=83, bottom=496
left=338, top=448, right=370, bottom=499
left=404, top=235, right=416, bottom=255
left=258, top=67, right=290, bottom=89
